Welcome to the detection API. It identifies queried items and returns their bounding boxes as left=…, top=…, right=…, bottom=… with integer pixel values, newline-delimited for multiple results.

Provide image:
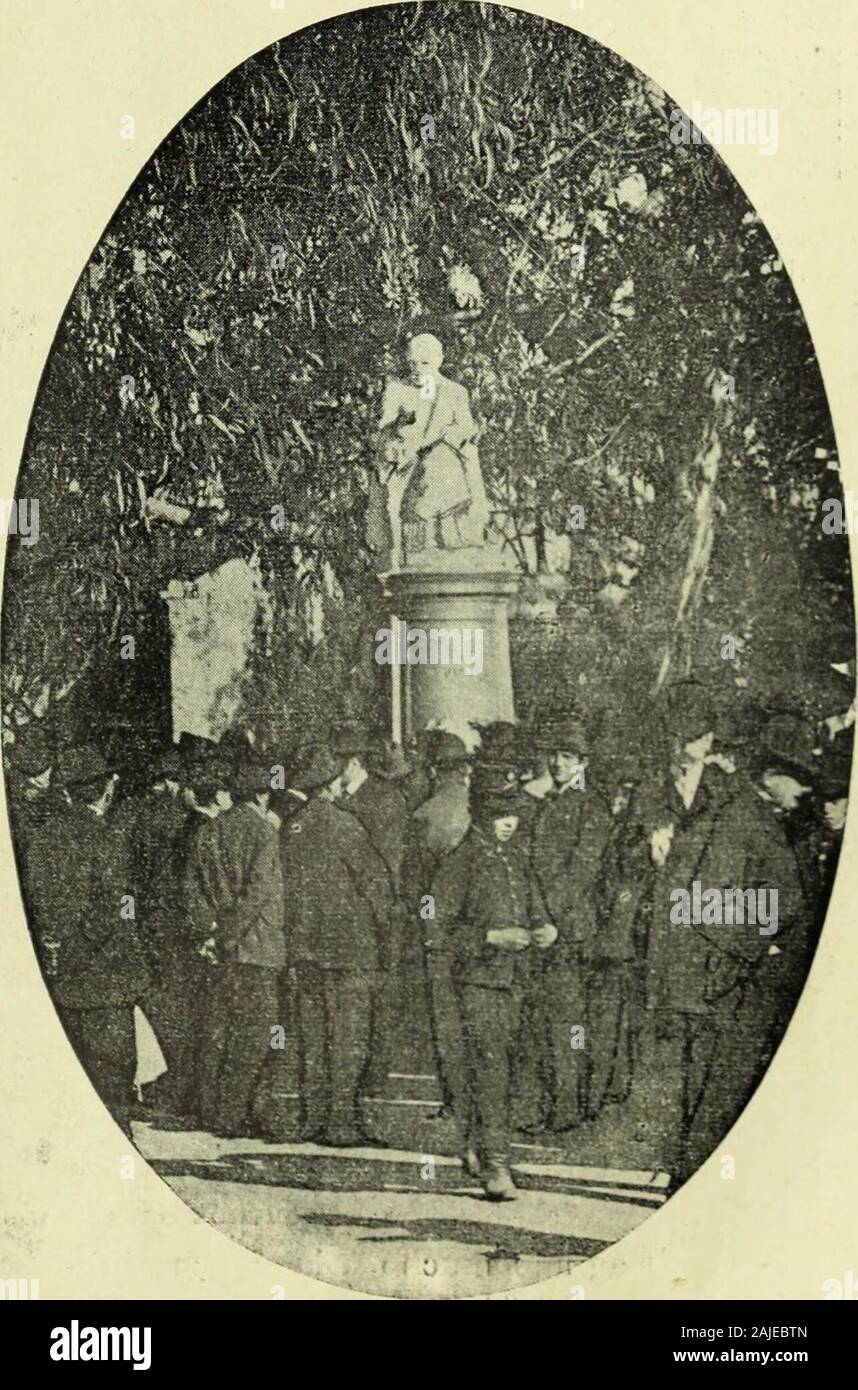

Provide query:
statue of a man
left=367, top=334, right=490, bottom=568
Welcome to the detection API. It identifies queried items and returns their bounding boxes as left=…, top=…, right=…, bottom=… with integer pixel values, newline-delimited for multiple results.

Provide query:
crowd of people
left=7, top=679, right=845, bottom=1198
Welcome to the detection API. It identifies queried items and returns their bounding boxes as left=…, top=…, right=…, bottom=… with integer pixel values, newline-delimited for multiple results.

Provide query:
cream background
left=0, top=0, right=855, bottom=1300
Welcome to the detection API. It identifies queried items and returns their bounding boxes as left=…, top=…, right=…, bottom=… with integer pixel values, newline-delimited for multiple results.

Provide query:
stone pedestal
left=382, top=567, right=518, bottom=740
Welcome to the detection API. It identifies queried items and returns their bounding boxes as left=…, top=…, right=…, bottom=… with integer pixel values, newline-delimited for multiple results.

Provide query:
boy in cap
left=432, top=771, right=558, bottom=1199
left=184, top=755, right=285, bottom=1137
left=23, top=743, right=150, bottom=1138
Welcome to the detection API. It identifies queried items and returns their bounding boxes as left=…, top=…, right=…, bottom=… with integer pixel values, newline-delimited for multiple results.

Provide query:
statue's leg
left=386, top=465, right=412, bottom=567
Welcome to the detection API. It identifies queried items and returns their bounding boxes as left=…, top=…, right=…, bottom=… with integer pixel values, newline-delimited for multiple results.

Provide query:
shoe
left=461, top=1147, right=482, bottom=1180
left=516, top=1118, right=549, bottom=1138
left=547, top=1112, right=582, bottom=1135
left=483, top=1165, right=517, bottom=1201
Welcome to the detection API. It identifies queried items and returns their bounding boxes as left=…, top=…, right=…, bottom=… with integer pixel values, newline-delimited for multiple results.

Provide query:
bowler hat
left=815, top=737, right=852, bottom=798
left=762, top=712, right=818, bottom=776
left=470, top=777, right=531, bottom=825
left=178, top=732, right=218, bottom=768
left=56, top=743, right=109, bottom=788
left=294, top=744, right=345, bottom=792
left=233, top=758, right=276, bottom=800
left=429, top=731, right=470, bottom=767
left=665, top=680, right=717, bottom=741
left=152, top=745, right=184, bottom=781
left=7, top=723, right=54, bottom=778
left=532, top=710, right=589, bottom=756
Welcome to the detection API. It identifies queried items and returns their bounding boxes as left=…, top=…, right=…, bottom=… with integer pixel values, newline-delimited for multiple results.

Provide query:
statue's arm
left=377, top=380, right=405, bottom=435
left=425, top=383, right=477, bottom=452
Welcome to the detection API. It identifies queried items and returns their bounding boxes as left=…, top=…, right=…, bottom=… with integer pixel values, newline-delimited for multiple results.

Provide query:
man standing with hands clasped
left=432, top=766, right=558, bottom=1201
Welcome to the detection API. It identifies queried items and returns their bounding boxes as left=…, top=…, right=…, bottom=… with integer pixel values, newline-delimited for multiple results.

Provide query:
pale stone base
left=382, top=569, right=519, bottom=739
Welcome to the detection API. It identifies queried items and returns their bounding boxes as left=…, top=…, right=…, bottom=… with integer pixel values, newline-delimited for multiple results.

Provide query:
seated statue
left=366, top=334, right=491, bottom=570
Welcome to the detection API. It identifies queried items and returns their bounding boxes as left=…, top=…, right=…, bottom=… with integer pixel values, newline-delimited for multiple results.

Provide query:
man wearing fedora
left=280, top=744, right=393, bottom=1146
left=527, top=711, right=614, bottom=1133
left=184, top=754, right=285, bottom=1137
left=23, top=743, right=150, bottom=1138
left=432, top=768, right=558, bottom=1200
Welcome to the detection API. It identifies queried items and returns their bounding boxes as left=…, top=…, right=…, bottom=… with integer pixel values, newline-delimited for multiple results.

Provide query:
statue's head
left=406, top=332, right=444, bottom=384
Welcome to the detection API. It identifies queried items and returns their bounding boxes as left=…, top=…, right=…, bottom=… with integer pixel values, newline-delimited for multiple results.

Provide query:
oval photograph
left=3, top=2, right=853, bottom=1299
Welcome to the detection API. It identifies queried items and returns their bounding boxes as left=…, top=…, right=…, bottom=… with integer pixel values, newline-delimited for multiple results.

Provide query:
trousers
left=60, top=1004, right=137, bottom=1136
left=196, top=963, right=280, bottom=1135
left=425, top=952, right=469, bottom=1120
left=295, top=964, right=374, bottom=1135
left=143, top=954, right=209, bottom=1114
left=460, top=983, right=523, bottom=1166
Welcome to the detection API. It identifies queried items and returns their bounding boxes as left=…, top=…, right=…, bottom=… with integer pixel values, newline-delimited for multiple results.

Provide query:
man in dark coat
left=6, top=721, right=57, bottom=866
left=282, top=745, right=393, bottom=1146
left=121, top=745, right=208, bottom=1116
left=24, top=744, right=150, bottom=1138
left=184, top=756, right=285, bottom=1137
left=526, top=713, right=614, bottom=1133
left=432, top=773, right=557, bottom=1199
left=337, top=722, right=410, bottom=1093
left=639, top=685, right=807, bottom=1180
left=401, top=730, right=472, bottom=1120
left=678, top=714, right=812, bottom=1177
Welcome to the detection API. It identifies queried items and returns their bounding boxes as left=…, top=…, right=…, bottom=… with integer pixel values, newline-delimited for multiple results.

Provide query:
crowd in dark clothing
left=7, top=681, right=844, bottom=1199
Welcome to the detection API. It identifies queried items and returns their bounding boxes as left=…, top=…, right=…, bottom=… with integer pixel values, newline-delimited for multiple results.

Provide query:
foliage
left=3, top=1, right=851, bottom=737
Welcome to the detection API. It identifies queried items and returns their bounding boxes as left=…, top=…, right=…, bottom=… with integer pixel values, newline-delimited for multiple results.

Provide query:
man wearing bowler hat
left=6, top=721, right=57, bottom=864
left=337, top=720, right=410, bottom=1093
left=184, top=754, right=285, bottom=1137
left=280, top=744, right=393, bottom=1146
left=23, top=743, right=150, bottom=1138
left=401, top=729, right=472, bottom=1121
